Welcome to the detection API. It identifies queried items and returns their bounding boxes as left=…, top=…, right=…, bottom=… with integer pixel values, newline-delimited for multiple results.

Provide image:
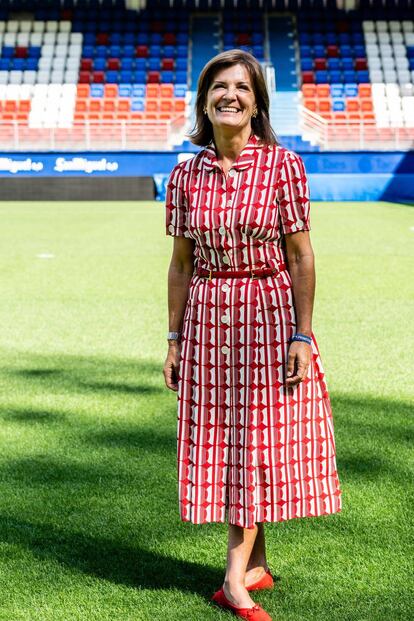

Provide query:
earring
left=203, top=106, right=207, bottom=114
left=252, top=107, right=258, bottom=118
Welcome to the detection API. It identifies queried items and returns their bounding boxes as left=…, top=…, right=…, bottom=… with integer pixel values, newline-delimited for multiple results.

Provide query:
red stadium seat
left=302, top=84, right=316, bottom=97
left=355, top=58, right=368, bottom=71
left=358, top=84, right=372, bottom=98
left=75, top=100, right=87, bottom=112
left=146, top=99, right=159, bottom=112
left=161, top=58, right=174, bottom=71
left=163, top=33, right=176, bottom=45
left=318, top=98, right=331, bottom=112
left=81, top=58, right=93, bottom=71
left=15, top=47, right=28, bottom=58
left=104, top=84, right=118, bottom=98
left=174, top=99, right=186, bottom=113
left=314, top=58, right=327, bottom=70
left=77, top=84, right=90, bottom=98
left=346, top=98, right=360, bottom=112
left=147, top=71, right=160, bottom=83
left=316, top=84, right=330, bottom=98
left=103, top=99, right=116, bottom=112
left=107, top=58, right=120, bottom=70
left=89, top=99, right=102, bottom=112
left=146, top=84, right=160, bottom=98
left=118, top=99, right=130, bottom=112
left=96, top=33, right=109, bottom=45
left=136, top=45, right=149, bottom=58
left=79, top=71, right=91, bottom=83
left=361, top=100, right=373, bottom=112
left=302, top=71, right=314, bottom=84
left=92, top=71, right=105, bottom=83
left=5, top=100, right=17, bottom=113
left=160, top=99, right=174, bottom=112
left=160, top=84, right=174, bottom=98
left=303, top=98, right=317, bottom=111
left=327, top=45, right=339, bottom=57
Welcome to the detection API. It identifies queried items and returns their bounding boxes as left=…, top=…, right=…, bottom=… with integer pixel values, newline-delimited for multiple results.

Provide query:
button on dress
left=166, top=134, right=342, bottom=529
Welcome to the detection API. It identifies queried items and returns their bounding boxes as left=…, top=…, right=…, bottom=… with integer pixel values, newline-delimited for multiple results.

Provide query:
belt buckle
left=250, top=268, right=260, bottom=280
left=208, top=269, right=213, bottom=280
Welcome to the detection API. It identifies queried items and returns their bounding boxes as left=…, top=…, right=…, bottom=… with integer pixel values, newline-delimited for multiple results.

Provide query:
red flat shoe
left=246, top=569, right=274, bottom=592
left=211, top=587, right=272, bottom=620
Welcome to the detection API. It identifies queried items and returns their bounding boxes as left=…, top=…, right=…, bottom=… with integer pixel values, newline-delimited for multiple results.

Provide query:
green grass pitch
left=0, top=200, right=412, bottom=621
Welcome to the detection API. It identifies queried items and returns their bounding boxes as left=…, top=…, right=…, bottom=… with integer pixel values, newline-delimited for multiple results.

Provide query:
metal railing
left=0, top=115, right=186, bottom=151
left=299, top=105, right=414, bottom=151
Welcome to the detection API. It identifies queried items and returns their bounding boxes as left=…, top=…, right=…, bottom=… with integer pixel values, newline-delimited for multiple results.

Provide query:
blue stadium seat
left=28, top=47, right=41, bottom=58
left=314, top=45, right=325, bottom=57
left=121, top=58, right=134, bottom=70
left=175, top=70, right=187, bottom=83
left=313, top=34, right=324, bottom=45
left=332, top=99, right=345, bottom=111
left=109, top=45, right=121, bottom=57
left=137, top=33, right=149, bottom=45
left=342, top=58, right=354, bottom=70
left=132, top=84, right=146, bottom=97
left=150, top=33, right=163, bottom=45
left=176, top=45, right=188, bottom=58
left=330, top=83, right=344, bottom=97
left=340, top=45, right=352, bottom=58
left=83, top=45, right=94, bottom=58
left=315, top=70, right=329, bottom=83
left=161, top=70, right=174, bottom=83
left=251, top=33, right=263, bottom=45
left=163, top=45, right=175, bottom=58
left=111, top=33, right=122, bottom=45
left=252, top=45, right=264, bottom=59
left=13, top=59, right=25, bottom=70
left=94, top=58, right=106, bottom=71
left=327, top=58, right=340, bottom=70
left=123, top=45, right=135, bottom=57
left=175, top=58, right=187, bottom=71
left=135, top=58, right=146, bottom=70
left=148, top=58, right=161, bottom=71
left=135, top=70, right=146, bottom=83
left=354, top=45, right=366, bottom=57
left=120, top=70, right=133, bottom=82
left=174, top=84, right=187, bottom=97
left=356, top=70, right=369, bottom=83
left=84, top=33, right=95, bottom=45
left=2, top=47, right=14, bottom=58
left=300, top=45, right=312, bottom=57
left=329, top=70, right=342, bottom=82
left=343, top=70, right=357, bottom=83
left=301, top=59, right=313, bottom=71
left=326, top=33, right=337, bottom=45
left=90, top=84, right=104, bottom=98
left=344, top=83, right=358, bottom=97
left=176, top=33, right=189, bottom=45
left=119, top=83, right=132, bottom=97
left=131, top=98, right=145, bottom=111
left=95, top=46, right=108, bottom=58
left=0, top=59, right=10, bottom=70
left=123, top=33, right=135, bottom=45
left=150, top=45, right=162, bottom=57
left=106, top=71, right=119, bottom=83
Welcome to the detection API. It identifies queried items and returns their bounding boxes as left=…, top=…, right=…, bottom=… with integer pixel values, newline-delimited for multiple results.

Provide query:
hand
left=163, top=343, right=181, bottom=391
left=285, top=341, right=311, bottom=387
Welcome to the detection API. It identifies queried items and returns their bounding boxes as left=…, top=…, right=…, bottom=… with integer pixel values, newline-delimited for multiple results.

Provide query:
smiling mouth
left=216, top=106, right=242, bottom=113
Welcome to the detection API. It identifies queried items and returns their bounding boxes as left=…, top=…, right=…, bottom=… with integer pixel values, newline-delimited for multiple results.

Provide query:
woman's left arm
left=284, top=230, right=315, bottom=387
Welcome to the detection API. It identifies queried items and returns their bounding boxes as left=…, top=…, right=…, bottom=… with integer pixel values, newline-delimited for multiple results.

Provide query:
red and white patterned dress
left=166, top=134, right=342, bottom=529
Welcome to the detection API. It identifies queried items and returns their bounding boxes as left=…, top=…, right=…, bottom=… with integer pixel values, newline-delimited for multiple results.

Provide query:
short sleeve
left=165, top=163, right=190, bottom=238
left=277, top=150, right=311, bottom=235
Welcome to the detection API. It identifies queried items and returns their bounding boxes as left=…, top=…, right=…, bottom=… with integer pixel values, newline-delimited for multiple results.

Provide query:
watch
left=167, top=331, right=181, bottom=341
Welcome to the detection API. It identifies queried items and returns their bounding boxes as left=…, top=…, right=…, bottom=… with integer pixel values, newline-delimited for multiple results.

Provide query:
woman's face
left=204, top=63, right=257, bottom=133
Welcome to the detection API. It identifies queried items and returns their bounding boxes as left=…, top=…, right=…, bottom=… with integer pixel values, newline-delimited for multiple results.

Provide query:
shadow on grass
left=0, top=514, right=223, bottom=596
left=4, top=354, right=164, bottom=396
left=0, top=351, right=412, bottom=596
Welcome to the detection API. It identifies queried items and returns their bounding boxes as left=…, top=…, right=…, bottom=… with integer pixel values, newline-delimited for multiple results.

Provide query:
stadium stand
left=0, top=0, right=412, bottom=152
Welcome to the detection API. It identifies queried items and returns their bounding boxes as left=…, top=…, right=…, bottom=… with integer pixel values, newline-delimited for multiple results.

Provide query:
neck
left=212, top=125, right=253, bottom=161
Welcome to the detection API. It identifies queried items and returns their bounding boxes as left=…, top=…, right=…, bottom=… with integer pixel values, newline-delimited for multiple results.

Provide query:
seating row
left=302, top=70, right=370, bottom=84
left=302, top=83, right=372, bottom=98
left=0, top=32, right=81, bottom=45
left=80, top=45, right=188, bottom=58
left=78, top=70, right=187, bottom=84
left=80, top=58, right=187, bottom=71
left=301, top=58, right=368, bottom=70
left=299, top=45, right=366, bottom=57
left=362, top=20, right=413, bottom=32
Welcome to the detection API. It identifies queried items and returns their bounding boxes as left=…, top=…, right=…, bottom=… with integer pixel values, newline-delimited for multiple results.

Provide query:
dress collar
left=201, top=133, right=262, bottom=172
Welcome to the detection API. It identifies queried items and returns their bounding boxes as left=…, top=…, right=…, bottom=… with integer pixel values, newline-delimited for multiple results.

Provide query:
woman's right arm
left=164, top=236, right=195, bottom=392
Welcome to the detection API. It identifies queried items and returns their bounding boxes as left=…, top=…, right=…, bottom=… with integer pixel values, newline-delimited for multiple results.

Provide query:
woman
left=163, top=50, right=342, bottom=621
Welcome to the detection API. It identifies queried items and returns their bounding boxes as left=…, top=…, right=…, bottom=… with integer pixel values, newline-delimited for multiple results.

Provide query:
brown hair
left=188, top=49, right=278, bottom=147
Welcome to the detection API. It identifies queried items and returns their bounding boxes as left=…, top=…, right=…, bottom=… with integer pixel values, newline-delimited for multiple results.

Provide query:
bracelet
left=289, top=332, right=312, bottom=345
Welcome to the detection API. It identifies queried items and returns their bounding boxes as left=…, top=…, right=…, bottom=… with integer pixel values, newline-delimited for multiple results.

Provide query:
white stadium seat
left=4, top=32, right=17, bottom=45
left=16, top=33, right=30, bottom=46
left=33, top=22, right=45, bottom=33
left=23, top=71, right=37, bottom=85
left=59, top=21, right=71, bottom=33
left=376, top=21, right=388, bottom=33
left=41, top=44, right=55, bottom=58
left=57, top=32, right=70, bottom=43
left=402, top=21, right=413, bottom=33
left=44, top=32, right=57, bottom=44
left=6, top=20, right=19, bottom=33
left=46, top=21, right=58, bottom=33
left=64, top=70, right=79, bottom=83
left=0, top=22, right=6, bottom=33
left=9, top=71, right=23, bottom=85
left=20, top=21, right=32, bottom=33
left=29, top=32, right=43, bottom=45
left=52, top=57, right=66, bottom=70
left=389, top=21, right=402, bottom=32
left=362, top=21, right=375, bottom=32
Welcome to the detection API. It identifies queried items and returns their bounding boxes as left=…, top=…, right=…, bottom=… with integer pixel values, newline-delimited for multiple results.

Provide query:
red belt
left=196, top=264, right=286, bottom=280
